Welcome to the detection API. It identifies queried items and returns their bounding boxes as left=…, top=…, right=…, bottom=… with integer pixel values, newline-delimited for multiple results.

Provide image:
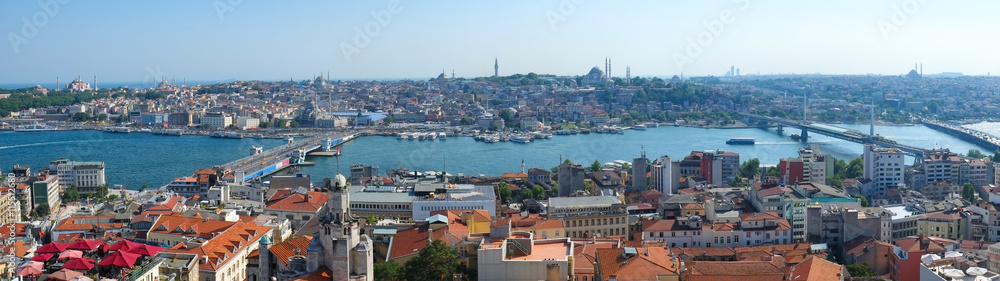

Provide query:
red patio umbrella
left=67, top=239, right=102, bottom=251
left=59, top=250, right=84, bottom=260
left=97, top=250, right=140, bottom=268
left=62, top=257, right=96, bottom=271
left=47, top=268, right=84, bottom=281
left=126, top=244, right=164, bottom=256
left=16, top=261, right=44, bottom=276
left=35, top=242, right=69, bottom=254
left=106, top=240, right=141, bottom=252
left=30, top=253, right=54, bottom=262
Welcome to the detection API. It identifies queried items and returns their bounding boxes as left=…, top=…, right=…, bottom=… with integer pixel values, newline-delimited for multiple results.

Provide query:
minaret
left=494, top=57, right=498, bottom=77
left=56, top=77, right=59, bottom=90
left=626, top=66, right=631, bottom=85
left=93, top=75, right=97, bottom=90
left=452, top=69, right=455, bottom=79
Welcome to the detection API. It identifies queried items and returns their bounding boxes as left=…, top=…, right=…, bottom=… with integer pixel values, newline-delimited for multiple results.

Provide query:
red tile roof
left=268, top=236, right=313, bottom=265
left=265, top=189, right=329, bottom=213
left=165, top=221, right=270, bottom=271
left=683, top=260, right=785, bottom=281
left=54, top=216, right=123, bottom=231
left=785, top=256, right=844, bottom=281
left=596, top=247, right=679, bottom=280
left=149, top=214, right=237, bottom=238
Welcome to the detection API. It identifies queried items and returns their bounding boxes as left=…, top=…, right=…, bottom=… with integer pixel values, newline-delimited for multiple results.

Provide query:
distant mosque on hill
left=582, top=57, right=615, bottom=87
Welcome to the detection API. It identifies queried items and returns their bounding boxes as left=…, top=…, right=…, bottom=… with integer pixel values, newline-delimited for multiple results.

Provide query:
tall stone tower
left=258, top=235, right=273, bottom=280
left=307, top=174, right=373, bottom=281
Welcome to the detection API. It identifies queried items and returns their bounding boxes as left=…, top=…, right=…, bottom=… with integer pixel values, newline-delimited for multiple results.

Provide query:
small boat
left=15, top=123, right=56, bottom=132
left=103, top=127, right=131, bottom=133
left=153, top=129, right=183, bottom=136
left=137, top=128, right=152, bottom=133
left=427, top=133, right=437, bottom=140
left=580, top=128, right=590, bottom=134
left=648, top=123, right=659, bottom=128
left=0, top=122, right=12, bottom=131
left=397, top=133, right=407, bottom=140
left=438, top=132, right=447, bottom=140
left=512, top=136, right=531, bottom=143
left=633, top=124, right=647, bottom=131
left=726, top=138, right=755, bottom=145
left=210, top=132, right=244, bottom=139
left=407, top=133, right=417, bottom=140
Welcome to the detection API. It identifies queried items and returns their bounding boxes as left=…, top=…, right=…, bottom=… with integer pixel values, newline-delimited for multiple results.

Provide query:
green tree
left=497, top=182, right=513, bottom=204
left=532, top=185, right=546, bottom=200
left=375, top=261, right=403, bottom=281
left=34, top=205, right=50, bottom=217
left=259, top=121, right=271, bottom=128
left=846, top=263, right=877, bottom=277
left=402, top=240, right=459, bottom=281
left=590, top=160, right=602, bottom=172
left=855, top=194, right=870, bottom=207
left=963, top=183, right=977, bottom=203
left=499, top=109, right=513, bottom=126
left=845, top=157, right=864, bottom=178
left=731, top=176, right=746, bottom=187
left=521, top=188, right=534, bottom=201
left=584, top=181, right=594, bottom=193
left=63, top=185, right=81, bottom=202
left=201, top=123, right=211, bottom=129
left=765, top=167, right=780, bottom=177
left=739, top=158, right=761, bottom=178
left=95, top=184, right=109, bottom=202
left=107, top=194, right=119, bottom=201
left=967, top=149, right=985, bottom=159
left=563, top=158, right=572, bottom=165
left=289, top=120, right=300, bottom=128
left=367, top=216, right=378, bottom=225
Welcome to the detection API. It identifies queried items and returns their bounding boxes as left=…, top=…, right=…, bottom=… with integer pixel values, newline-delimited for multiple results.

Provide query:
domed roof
left=588, top=67, right=605, bottom=76
left=334, top=174, right=347, bottom=188
left=259, top=235, right=272, bottom=245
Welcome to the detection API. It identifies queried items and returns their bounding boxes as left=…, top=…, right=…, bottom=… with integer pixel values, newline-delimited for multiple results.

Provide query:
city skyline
left=3, top=1, right=1000, bottom=84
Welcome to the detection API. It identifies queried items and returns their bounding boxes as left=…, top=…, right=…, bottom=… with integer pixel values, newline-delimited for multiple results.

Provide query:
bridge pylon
left=800, top=128, right=809, bottom=142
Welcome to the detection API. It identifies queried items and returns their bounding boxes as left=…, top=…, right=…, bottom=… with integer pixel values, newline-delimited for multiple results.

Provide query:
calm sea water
left=0, top=124, right=986, bottom=189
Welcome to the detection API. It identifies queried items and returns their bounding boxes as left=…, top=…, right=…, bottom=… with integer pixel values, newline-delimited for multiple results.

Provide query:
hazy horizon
left=3, top=1, right=998, bottom=84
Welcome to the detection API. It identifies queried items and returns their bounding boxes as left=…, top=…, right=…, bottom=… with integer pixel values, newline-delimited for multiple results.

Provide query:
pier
left=922, top=121, right=1000, bottom=153
left=216, top=132, right=358, bottom=183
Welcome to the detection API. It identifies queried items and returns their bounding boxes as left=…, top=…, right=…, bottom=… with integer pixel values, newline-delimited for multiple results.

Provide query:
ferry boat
left=438, top=132, right=447, bottom=140
left=137, top=128, right=153, bottom=133
left=0, top=122, right=12, bottom=131
left=153, top=129, right=183, bottom=136
left=647, top=122, right=659, bottom=128
left=511, top=136, right=531, bottom=143
left=104, top=127, right=131, bottom=133
left=15, top=123, right=56, bottom=132
left=726, top=138, right=756, bottom=145
left=210, top=132, right=244, bottom=139
left=632, top=124, right=647, bottom=131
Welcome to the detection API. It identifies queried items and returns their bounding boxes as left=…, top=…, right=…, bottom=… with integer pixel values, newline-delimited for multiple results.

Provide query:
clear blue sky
left=1, top=1, right=997, bottom=84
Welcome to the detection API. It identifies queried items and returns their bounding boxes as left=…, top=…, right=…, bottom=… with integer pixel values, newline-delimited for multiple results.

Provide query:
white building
left=641, top=212, right=793, bottom=248
left=55, top=160, right=106, bottom=194
left=862, top=144, right=905, bottom=198
left=650, top=155, right=680, bottom=195
left=201, top=113, right=232, bottom=129
left=548, top=196, right=628, bottom=238
left=235, top=116, right=260, bottom=130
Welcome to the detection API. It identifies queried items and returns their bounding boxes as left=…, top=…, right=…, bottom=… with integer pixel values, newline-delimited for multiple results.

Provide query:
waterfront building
left=235, top=116, right=260, bottom=130
left=548, top=196, right=628, bottom=238
left=649, top=155, right=680, bottom=195
left=53, top=159, right=106, bottom=195
left=168, top=111, right=193, bottom=126
left=264, top=187, right=329, bottom=230
left=140, top=113, right=164, bottom=125
left=557, top=163, right=586, bottom=197
left=32, top=173, right=60, bottom=212
left=862, top=144, right=905, bottom=198
left=349, top=165, right=379, bottom=185
left=201, top=112, right=233, bottom=129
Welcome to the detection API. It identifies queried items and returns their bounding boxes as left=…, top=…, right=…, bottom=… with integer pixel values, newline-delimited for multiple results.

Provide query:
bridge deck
left=740, top=113, right=927, bottom=157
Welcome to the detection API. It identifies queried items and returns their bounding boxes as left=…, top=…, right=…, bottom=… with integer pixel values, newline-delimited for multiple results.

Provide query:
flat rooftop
left=507, top=240, right=572, bottom=261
